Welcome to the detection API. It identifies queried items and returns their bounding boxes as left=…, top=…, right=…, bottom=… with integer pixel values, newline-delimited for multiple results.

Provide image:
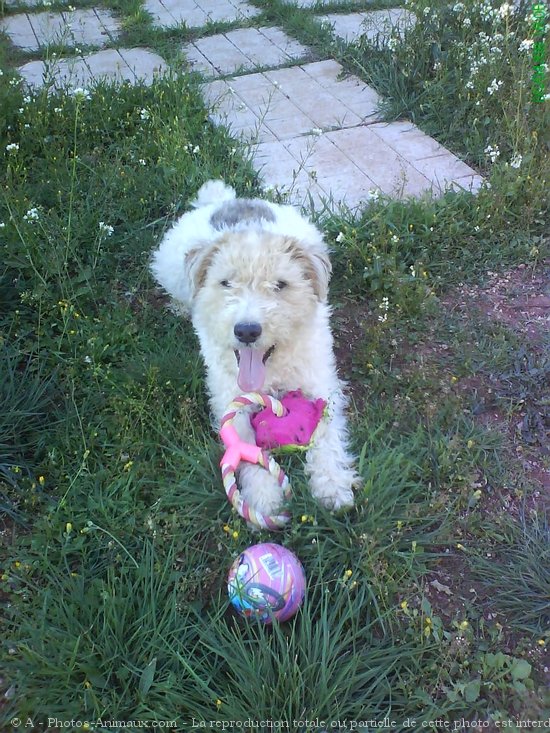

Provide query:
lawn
left=0, top=0, right=549, bottom=730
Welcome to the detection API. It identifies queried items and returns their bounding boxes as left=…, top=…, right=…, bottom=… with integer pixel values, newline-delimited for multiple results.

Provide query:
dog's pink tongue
left=237, top=347, right=266, bottom=392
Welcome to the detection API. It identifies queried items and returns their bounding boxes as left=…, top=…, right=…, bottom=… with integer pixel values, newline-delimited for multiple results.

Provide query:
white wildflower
left=368, top=189, right=381, bottom=202
left=336, top=232, right=345, bottom=243
left=453, top=3, right=465, bottom=11
left=138, top=159, right=146, bottom=166
left=487, top=78, right=503, bottom=95
left=71, top=87, right=91, bottom=100
left=498, top=3, right=513, bottom=17
left=23, top=208, right=40, bottom=222
left=6, top=143, right=19, bottom=153
left=139, top=108, right=150, bottom=121
left=463, top=17, right=471, bottom=26
left=98, top=222, right=114, bottom=236
left=510, top=153, right=522, bottom=168
left=0, top=222, right=5, bottom=228
left=378, top=297, right=389, bottom=322
left=484, top=144, right=500, bottom=162
left=311, top=128, right=323, bottom=136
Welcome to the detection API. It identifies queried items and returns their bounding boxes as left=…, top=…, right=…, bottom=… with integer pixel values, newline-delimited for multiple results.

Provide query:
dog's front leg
left=217, top=407, right=289, bottom=518
left=305, top=395, right=358, bottom=511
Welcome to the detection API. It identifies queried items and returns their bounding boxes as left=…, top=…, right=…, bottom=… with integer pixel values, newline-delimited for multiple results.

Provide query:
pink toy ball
left=227, top=543, right=306, bottom=623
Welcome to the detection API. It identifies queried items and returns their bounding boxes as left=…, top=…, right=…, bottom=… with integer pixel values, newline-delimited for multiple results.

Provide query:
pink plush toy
left=220, top=391, right=326, bottom=530
left=252, top=390, right=326, bottom=451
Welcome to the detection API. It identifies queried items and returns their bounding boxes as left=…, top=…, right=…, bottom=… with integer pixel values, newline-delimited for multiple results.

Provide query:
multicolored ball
left=227, top=543, right=306, bottom=623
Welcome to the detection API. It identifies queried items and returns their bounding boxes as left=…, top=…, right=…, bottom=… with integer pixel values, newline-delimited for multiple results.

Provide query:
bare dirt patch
left=443, top=260, right=550, bottom=347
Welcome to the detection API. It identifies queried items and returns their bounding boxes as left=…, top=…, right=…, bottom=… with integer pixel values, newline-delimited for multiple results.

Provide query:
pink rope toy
left=220, top=391, right=327, bottom=531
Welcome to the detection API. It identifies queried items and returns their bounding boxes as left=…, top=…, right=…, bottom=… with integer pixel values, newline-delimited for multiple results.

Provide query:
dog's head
left=184, top=230, right=332, bottom=391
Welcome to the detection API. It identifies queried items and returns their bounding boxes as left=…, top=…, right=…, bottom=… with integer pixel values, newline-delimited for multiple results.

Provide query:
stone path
left=1, top=0, right=483, bottom=210
left=1, top=8, right=120, bottom=51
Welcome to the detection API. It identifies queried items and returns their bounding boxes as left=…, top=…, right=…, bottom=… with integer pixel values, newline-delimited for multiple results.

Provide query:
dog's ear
left=184, top=243, right=219, bottom=300
left=285, top=237, right=332, bottom=301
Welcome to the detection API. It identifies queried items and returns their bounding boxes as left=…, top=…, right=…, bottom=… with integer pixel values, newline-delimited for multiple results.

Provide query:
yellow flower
left=65, top=522, right=73, bottom=534
left=232, top=531, right=239, bottom=540
left=38, top=475, right=45, bottom=485
left=14, top=561, right=21, bottom=569
left=537, top=639, right=546, bottom=647
left=396, top=520, right=403, bottom=530
left=456, top=543, right=465, bottom=550
left=400, top=600, right=408, bottom=610
left=123, top=460, right=133, bottom=472
left=344, top=569, right=353, bottom=578
left=222, top=524, right=231, bottom=533
left=83, top=680, right=92, bottom=689
left=216, top=699, right=222, bottom=709
left=459, top=620, right=469, bottom=630
left=451, top=376, right=458, bottom=383
left=467, top=439, right=475, bottom=449
left=301, top=514, right=308, bottom=523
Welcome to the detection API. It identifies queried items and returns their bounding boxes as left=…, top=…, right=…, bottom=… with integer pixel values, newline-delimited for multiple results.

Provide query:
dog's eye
left=275, top=280, right=288, bottom=291
left=220, top=280, right=231, bottom=288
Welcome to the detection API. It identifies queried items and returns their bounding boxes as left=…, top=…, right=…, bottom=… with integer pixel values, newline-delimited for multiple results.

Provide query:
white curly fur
left=151, top=181, right=358, bottom=516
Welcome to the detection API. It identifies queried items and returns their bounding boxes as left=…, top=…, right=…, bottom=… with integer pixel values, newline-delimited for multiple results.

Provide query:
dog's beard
left=234, top=345, right=275, bottom=392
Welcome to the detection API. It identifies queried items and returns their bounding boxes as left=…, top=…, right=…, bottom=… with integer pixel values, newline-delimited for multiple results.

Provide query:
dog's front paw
left=309, top=467, right=357, bottom=512
left=238, top=463, right=288, bottom=517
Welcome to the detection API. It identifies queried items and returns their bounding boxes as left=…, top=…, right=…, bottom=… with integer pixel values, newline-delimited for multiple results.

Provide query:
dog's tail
left=191, top=180, right=236, bottom=209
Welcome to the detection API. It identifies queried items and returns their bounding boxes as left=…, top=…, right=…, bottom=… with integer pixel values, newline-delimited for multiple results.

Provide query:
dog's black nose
left=234, top=322, right=262, bottom=344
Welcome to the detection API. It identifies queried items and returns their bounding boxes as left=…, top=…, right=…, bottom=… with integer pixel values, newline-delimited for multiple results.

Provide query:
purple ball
left=227, top=543, right=306, bottom=623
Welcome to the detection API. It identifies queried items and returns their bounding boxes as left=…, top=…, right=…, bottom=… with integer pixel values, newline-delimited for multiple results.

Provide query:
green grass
left=1, top=0, right=550, bottom=728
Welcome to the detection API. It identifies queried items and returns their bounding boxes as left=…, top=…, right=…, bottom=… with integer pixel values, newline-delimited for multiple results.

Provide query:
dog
left=150, top=180, right=357, bottom=516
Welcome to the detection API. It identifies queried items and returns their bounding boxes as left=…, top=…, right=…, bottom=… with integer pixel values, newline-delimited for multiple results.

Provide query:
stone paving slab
left=1, top=8, right=120, bottom=51
left=144, top=0, right=260, bottom=29
left=184, top=27, right=309, bottom=78
left=281, top=0, right=370, bottom=6
left=317, top=8, right=415, bottom=44
left=4, top=0, right=56, bottom=6
left=18, top=48, right=169, bottom=88
left=203, top=60, right=382, bottom=143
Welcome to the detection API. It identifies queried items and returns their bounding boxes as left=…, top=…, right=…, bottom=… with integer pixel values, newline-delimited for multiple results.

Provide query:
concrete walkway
left=2, top=0, right=483, bottom=210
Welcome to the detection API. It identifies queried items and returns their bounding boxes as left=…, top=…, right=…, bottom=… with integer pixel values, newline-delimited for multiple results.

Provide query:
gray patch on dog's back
left=210, top=199, right=276, bottom=230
